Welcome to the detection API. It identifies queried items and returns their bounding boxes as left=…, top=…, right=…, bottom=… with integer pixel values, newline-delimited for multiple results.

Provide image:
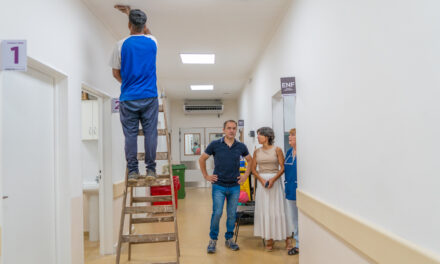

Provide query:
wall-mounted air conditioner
left=183, top=100, right=224, bottom=114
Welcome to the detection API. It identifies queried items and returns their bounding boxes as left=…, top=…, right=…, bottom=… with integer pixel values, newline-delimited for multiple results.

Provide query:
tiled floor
left=84, top=187, right=299, bottom=264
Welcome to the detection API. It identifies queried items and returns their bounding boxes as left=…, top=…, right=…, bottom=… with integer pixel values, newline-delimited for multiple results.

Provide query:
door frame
left=272, top=90, right=285, bottom=150
left=0, top=57, right=69, bottom=263
left=179, top=127, right=224, bottom=188
left=81, top=83, right=113, bottom=255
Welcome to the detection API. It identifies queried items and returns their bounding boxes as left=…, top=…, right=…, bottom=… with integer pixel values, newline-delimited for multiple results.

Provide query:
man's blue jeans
left=209, top=184, right=240, bottom=240
left=119, top=97, right=158, bottom=173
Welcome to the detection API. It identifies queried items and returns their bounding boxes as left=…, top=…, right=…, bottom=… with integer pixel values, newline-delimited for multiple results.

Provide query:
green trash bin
left=172, top=164, right=187, bottom=199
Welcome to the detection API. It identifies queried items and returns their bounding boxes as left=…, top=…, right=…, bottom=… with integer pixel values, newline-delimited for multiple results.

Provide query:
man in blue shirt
left=109, top=8, right=158, bottom=181
left=199, top=120, right=253, bottom=253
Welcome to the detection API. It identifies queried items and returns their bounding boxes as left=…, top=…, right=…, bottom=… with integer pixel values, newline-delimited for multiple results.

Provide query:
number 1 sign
left=1, top=40, right=27, bottom=71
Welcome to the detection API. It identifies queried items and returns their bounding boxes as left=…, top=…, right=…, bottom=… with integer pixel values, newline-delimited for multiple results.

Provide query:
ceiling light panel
left=180, top=54, right=215, bottom=64
left=190, top=85, right=214, bottom=91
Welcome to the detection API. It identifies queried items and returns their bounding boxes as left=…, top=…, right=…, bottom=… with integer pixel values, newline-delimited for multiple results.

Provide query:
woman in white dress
left=252, top=127, right=289, bottom=251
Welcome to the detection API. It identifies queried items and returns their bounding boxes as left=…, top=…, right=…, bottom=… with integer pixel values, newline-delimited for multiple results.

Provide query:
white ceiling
left=83, top=0, right=290, bottom=99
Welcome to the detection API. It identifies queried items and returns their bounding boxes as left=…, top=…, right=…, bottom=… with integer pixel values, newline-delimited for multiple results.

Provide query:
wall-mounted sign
left=281, top=77, right=296, bottom=95
left=111, top=98, right=120, bottom=113
left=1, top=40, right=27, bottom=71
left=238, top=120, right=244, bottom=127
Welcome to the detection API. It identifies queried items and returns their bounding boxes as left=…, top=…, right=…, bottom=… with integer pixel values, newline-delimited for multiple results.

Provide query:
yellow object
left=239, top=160, right=250, bottom=199
left=240, top=175, right=251, bottom=200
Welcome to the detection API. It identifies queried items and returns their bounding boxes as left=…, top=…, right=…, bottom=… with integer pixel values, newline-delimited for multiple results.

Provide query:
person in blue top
left=199, top=120, right=253, bottom=254
left=285, top=128, right=299, bottom=255
left=109, top=7, right=159, bottom=181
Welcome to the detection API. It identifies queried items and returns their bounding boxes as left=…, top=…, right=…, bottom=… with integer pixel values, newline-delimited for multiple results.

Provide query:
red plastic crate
left=150, top=175, right=180, bottom=209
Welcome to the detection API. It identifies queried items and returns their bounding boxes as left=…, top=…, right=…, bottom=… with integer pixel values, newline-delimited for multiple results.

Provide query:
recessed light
left=180, top=54, right=215, bottom=64
left=191, top=85, right=214, bottom=91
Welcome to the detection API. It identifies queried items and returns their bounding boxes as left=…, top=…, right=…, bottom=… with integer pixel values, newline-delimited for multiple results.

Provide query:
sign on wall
left=1, top=40, right=27, bottom=71
left=111, top=98, right=120, bottom=113
left=281, top=77, right=296, bottom=95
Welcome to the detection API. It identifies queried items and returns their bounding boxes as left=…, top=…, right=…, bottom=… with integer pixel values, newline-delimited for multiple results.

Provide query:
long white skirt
left=254, top=173, right=288, bottom=240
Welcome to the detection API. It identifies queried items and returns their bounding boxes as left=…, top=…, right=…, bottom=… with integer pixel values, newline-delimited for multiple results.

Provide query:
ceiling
left=83, top=0, right=290, bottom=99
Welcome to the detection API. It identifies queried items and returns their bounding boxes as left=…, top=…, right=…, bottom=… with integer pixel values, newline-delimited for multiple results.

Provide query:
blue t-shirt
left=204, top=137, right=250, bottom=187
left=109, top=35, right=158, bottom=101
left=284, top=148, right=297, bottom=200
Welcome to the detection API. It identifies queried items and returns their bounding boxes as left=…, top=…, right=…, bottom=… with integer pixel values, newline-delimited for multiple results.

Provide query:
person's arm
left=199, top=153, right=218, bottom=183
left=267, top=147, right=285, bottom=188
left=114, top=5, right=130, bottom=15
left=143, top=26, right=152, bottom=35
left=112, top=69, right=122, bottom=83
left=251, top=150, right=266, bottom=186
left=237, top=154, right=253, bottom=184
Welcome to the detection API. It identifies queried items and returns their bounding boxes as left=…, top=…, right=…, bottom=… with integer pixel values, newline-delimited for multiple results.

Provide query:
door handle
left=2, top=196, right=8, bottom=199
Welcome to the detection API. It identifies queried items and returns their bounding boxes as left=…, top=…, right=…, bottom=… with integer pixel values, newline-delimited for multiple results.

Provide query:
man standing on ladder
left=110, top=6, right=158, bottom=181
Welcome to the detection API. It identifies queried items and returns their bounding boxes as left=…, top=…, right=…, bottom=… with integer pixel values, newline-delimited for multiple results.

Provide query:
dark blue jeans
left=119, top=97, right=158, bottom=173
left=209, top=184, right=240, bottom=240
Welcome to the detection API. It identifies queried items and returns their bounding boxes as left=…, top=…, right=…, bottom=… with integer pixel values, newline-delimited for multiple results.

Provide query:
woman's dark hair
left=129, top=9, right=147, bottom=33
left=257, top=127, right=275, bottom=145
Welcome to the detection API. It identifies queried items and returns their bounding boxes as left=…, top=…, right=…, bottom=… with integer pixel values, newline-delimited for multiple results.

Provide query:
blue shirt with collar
left=204, top=137, right=250, bottom=187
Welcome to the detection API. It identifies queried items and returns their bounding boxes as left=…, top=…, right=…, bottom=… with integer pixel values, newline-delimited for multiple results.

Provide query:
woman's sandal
left=265, top=239, right=274, bottom=252
left=285, top=237, right=294, bottom=250
left=288, top=247, right=299, bottom=255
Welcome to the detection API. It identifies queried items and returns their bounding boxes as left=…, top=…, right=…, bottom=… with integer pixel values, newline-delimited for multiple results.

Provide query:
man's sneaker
left=146, top=169, right=157, bottom=181
left=225, top=238, right=240, bottom=251
left=127, top=171, right=140, bottom=182
left=207, top=239, right=217, bottom=254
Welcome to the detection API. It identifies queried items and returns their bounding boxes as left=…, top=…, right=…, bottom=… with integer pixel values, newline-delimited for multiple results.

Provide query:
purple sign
left=281, top=77, right=296, bottom=95
left=1, top=40, right=27, bottom=71
left=111, top=98, right=120, bottom=113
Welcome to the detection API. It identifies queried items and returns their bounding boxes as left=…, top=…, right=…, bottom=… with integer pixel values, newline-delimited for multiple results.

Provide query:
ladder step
left=137, top=152, right=168, bottom=161
left=131, top=214, right=175, bottom=224
left=136, top=174, right=169, bottom=179
left=159, top=104, right=164, bottom=112
left=125, top=205, right=174, bottom=214
left=121, top=233, right=176, bottom=244
left=132, top=195, right=172, bottom=203
left=138, top=129, right=167, bottom=136
left=127, top=177, right=171, bottom=187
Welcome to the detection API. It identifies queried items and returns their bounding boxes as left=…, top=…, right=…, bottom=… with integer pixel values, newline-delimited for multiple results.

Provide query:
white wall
left=169, top=99, right=238, bottom=163
left=81, top=141, right=99, bottom=183
left=0, top=0, right=122, bottom=263
left=239, top=0, right=440, bottom=262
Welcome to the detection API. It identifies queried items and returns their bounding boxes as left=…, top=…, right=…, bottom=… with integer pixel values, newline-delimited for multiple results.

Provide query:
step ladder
left=116, top=98, right=180, bottom=264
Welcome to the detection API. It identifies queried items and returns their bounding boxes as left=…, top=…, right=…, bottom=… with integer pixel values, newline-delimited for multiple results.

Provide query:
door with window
left=179, top=127, right=223, bottom=187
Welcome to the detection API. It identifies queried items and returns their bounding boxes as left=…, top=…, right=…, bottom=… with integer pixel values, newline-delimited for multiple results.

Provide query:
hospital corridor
left=0, top=0, right=439, bottom=264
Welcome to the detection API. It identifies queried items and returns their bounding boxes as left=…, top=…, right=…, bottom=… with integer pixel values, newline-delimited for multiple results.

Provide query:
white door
left=92, top=100, right=99, bottom=139
left=180, top=128, right=204, bottom=162
left=81, top=100, right=99, bottom=140
left=180, top=128, right=204, bottom=185
left=82, top=100, right=93, bottom=140
left=1, top=68, right=56, bottom=263
left=179, top=128, right=223, bottom=187
left=205, top=127, right=224, bottom=145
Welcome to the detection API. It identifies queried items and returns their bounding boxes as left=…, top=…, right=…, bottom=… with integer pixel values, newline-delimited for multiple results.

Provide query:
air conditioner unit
left=183, top=100, right=224, bottom=114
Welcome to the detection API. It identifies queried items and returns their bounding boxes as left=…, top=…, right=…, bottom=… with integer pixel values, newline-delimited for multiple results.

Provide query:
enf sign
left=280, top=77, right=296, bottom=95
